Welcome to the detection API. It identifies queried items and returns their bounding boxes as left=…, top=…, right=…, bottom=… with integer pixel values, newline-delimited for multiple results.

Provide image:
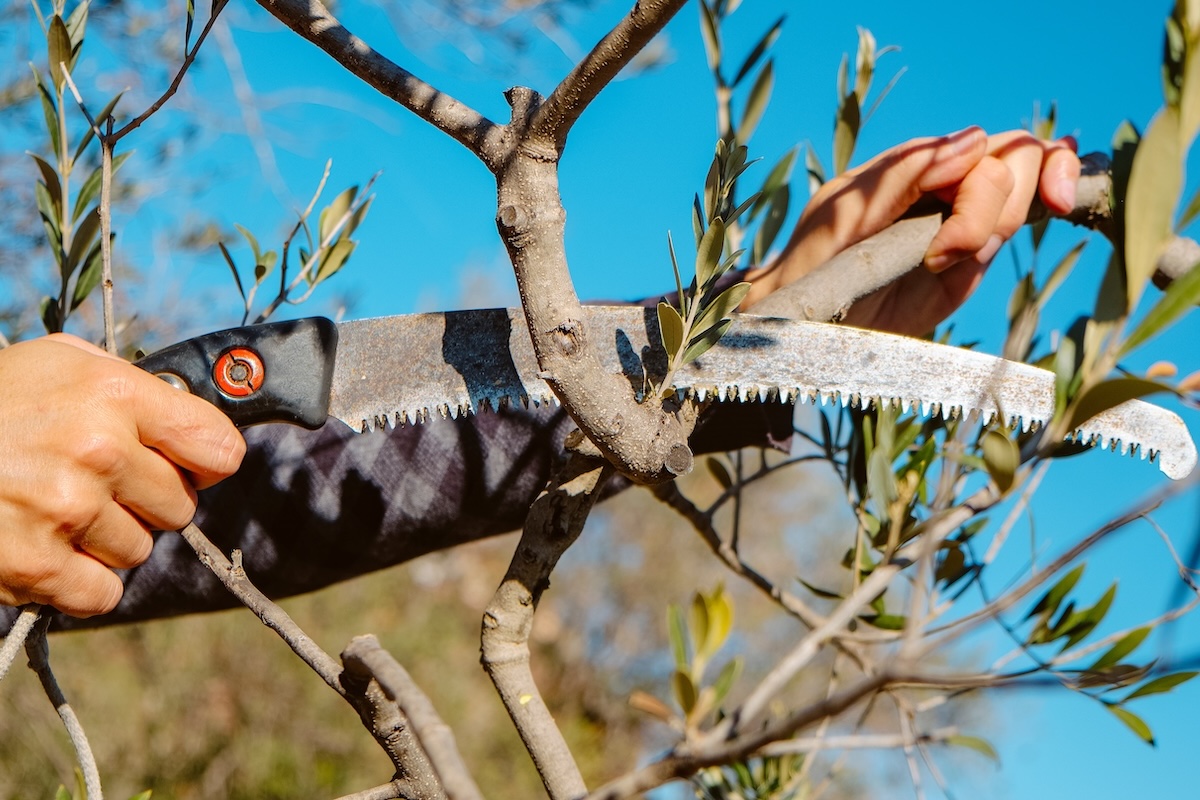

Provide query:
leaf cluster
left=657, top=4, right=803, bottom=395
left=692, top=753, right=806, bottom=800
left=219, top=169, right=375, bottom=325
left=1021, top=564, right=1199, bottom=746
left=28, top=3, right=127, bottom=333
left=630, top=585, right=742, bottom=734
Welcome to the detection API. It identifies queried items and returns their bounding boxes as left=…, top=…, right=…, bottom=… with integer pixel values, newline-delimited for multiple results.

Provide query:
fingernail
left=1056, top=177, right=1077, bottom=211
left=976, top=234, right=1005, bottom=265
left=949, top=126, right=983, bottom=155
left=925, top=251, right=954, bottom=273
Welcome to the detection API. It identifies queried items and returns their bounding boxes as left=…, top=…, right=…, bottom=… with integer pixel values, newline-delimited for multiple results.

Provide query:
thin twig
left=110, top=0, right=230, bottom=140
left=759, top=727, right=960, bottom=756
left=177, top=524, right=443, bottom=795
left=177, top=525, right=345, bottom=691
left=213, top=16, right=291, bottom=205
left=715, top=564, right=900, bottom=739
left=26, top=619, right=102, bottom=800
left=926, top=474, right=1194, bottom=646
left=99, top=130, right=116, bottom=353
left=585, top=671, right=892, bottom=800
left=333, top=782, right=407, bottom=800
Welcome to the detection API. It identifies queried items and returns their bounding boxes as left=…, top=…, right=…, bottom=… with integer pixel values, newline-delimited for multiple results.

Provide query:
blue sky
left=15, top=0, right=1200, bottom=797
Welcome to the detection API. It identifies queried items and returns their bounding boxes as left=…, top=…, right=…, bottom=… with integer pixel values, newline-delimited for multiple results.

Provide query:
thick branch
left=531, top=0, right=689, bottom=146
left=496, top=95, right=701, bottom=483
left=480, top=454, right=611, bottom=800
left=255, top=0, right=504, bottom=166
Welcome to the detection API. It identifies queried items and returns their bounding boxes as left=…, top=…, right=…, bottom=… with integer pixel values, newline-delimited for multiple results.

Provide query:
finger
left=926, top=155, right=1014, bottom=272
left=1, top=542, right=126, bottom=618
left=70, top=409, right=202, bottom=529
left=38, top=553, right=125, bottom=618
left=49, top=336, right=246, bottom=488
left=1039, top=136, right=1081, bottom=214
left=114, top=366, right=247, bottom=487
left=76, top=502, right=156, bottom=569
left=852, top=126, right=990, bottom=219
left=985, top=132, right=1048, bottom=239
left=112, top=445, right=200, bottom=531
left=806, top=127, right=989, bottom=246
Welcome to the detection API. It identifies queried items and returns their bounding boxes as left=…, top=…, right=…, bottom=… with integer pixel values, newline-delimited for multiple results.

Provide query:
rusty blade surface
left=328, top=307, right=1197, bottom=480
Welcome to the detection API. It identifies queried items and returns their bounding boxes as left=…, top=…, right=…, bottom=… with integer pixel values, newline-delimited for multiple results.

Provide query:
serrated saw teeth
left=327, top=308, right=1195, bottom=480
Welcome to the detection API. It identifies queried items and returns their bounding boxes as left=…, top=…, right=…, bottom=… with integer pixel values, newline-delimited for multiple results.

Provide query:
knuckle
left=75, top=430, right=129, bottom=478
left=111, top=529, right=155, bottom=569
left=211, top=427, right=247, bottom=478
left=48, top=482, right=104, bottom=536
left=160, top=489, right=199, bottom=532
left=977, top=156, right=1016, bottom=195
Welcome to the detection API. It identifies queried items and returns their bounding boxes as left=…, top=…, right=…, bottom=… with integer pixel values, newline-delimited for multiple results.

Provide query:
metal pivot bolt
left=214, top=347, right=265, bottom=397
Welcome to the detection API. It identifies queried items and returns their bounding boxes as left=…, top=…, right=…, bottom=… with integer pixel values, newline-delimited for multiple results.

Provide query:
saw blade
left=327, top=307, right=1197, bottom=480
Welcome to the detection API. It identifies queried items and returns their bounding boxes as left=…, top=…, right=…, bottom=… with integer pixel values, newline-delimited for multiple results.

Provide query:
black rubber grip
left=134, top=317, right=338, bottom=429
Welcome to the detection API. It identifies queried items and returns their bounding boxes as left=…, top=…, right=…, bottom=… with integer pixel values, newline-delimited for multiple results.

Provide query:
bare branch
left=481, top=454, right=611, bottom=800
left=650, top=481, right=831, bottom=632
left=178, top=523, right=444, bottom=795
left=343, top=635, right=485, bottom=800
left=255, top=0, right=504, bottom=166
left=758, top=726, right=961, bottom=756
left=26, top=621, right=102, bottom=800
left=99, top=133, right=117, bottom=353
left=178, top=523, right=345, bottom=690
left=717, top=563, right=901, bottom=739
left=531, top=0, right=688, bottom=147
left=112, top=0, right=230, bottom=141
left=585, top=672, right=891, bottom=800
left=0, top=605, right=40, bottom=682
left=927, top=473, right=1194, bottom=645
left=334, top=781, right=409, bottom=800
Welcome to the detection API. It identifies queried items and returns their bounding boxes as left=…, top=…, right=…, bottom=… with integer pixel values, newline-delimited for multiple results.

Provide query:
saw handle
left=133, top=317, right=338, bottom=429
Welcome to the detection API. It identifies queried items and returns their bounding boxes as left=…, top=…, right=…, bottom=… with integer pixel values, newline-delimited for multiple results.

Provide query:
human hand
left=744, top=127, right=1080, bottom=335
left=0, top=335, right=245, bottom=617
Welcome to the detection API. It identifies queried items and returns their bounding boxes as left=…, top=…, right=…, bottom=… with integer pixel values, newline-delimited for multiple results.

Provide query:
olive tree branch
left=925, top=473, right=1195, bottom=647
left=177, top=522, right=445, bottom=797
left=530, top=0, right=689, bottom=147
left=480, top=453, right=612, bottom=800
left=258, top=0, right=705, bottom=483
left=254, top=0, right=505, bottom=167
left=111, top=0, right=231, bottom=141
left=25, top=619, right=102, bottom=800
left=343, top=635, right=485, bottom=800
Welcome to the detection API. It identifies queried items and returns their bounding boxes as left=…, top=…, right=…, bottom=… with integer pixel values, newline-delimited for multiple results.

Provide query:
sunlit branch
left=531, top=0, right=688, bottom=146
left=255, top=0, right=505, bottom=167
